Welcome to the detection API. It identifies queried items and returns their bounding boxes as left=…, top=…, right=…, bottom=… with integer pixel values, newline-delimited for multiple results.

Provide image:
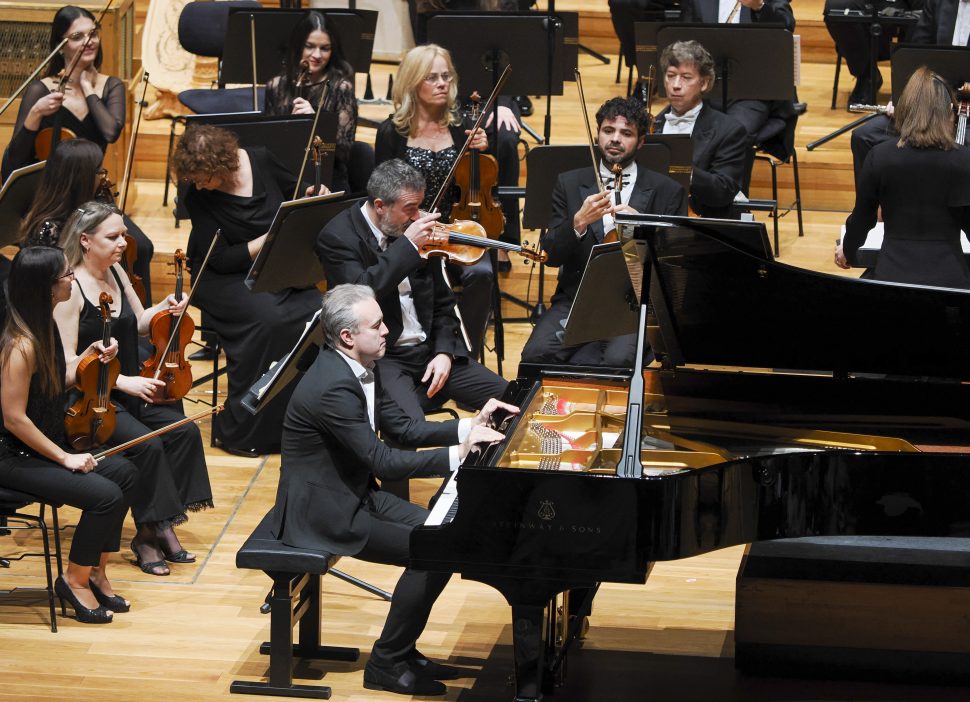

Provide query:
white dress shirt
left=661, top=102, right=703, bottom=136
left=954, top=0, right=970, bottom=46
left=718, top=0, right=742, bottom=24
left=599, top=161, right=637, bottom=237
left=361, top=202, right=427, bottom=347
left=335, top=348, right=471, bottom=470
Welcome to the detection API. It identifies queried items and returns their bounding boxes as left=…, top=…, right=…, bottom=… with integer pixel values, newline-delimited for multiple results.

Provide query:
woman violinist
left=2, top=6, right=124, bottom=179
left=375, top=44, right=508, bottom=356
left=0, top=246, right=136, bottom=622
left=264, top=11, right=357, bottom=192
left=53, top=202, right=213, bottom=576
left=18, top=138, right=154, bottom=302
left=172, top=124, right=324, bottom=456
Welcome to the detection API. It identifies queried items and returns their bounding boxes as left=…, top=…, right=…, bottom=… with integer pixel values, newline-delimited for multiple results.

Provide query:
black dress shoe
left=513, top=94, right=533, bottom=117
left=188, top=344, right=218, bottom=362
left=409, top=654, right=467, bottom=680
left=363, top=661, right=446, bottom=696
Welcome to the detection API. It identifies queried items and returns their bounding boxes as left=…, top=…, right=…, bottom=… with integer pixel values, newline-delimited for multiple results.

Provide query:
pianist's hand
left=833, top=243, right=850, bottom=269
left=472, top=398, right=520, bottom=429
left=459, top=424, right=506, bottom=460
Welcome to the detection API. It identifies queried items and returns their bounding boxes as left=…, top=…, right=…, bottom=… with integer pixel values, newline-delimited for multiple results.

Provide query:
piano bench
left=230, top=510, right=360, bottom=699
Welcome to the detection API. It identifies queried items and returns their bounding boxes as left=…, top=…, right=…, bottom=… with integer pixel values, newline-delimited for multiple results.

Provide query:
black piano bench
left=230, top=510, right=359, bottom=699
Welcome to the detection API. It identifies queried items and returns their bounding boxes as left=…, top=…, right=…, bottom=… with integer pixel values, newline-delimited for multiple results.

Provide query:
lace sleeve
left=86, top=76, right=125, bottom=144
left=328, top=79, right=357, bottom=165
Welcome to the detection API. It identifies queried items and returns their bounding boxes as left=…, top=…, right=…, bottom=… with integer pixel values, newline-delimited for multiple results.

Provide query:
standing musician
left=0, top=246, right=136, bottom=623
left=172, top=124, right=325, bottom=457
left=520, top=96, right=686, bottom=367
left=836, top=67, right=970, bottom=289
left=263, top=11, right=357, bottom=192
left=375, top=44, right=519, bottom=355
left=654, top=40, right=748, bottom=218
left=271, top=283, right=514, bottom=696
left=18, top=138, right=154, bottom=304
left=53, top=202, right=213, bottom=577
left=850, top=0, right=969, bottom=186
left=316, top=159, right=509, bottom=426
left=2, top=6, right=124, bottom=180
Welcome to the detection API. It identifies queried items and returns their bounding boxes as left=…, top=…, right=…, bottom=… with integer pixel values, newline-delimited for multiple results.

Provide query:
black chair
left=177, top=0, right=265, bottom=114
left=0, top=487, right=63, bottom=632
left=346, top=140, right=375, bottom=194
left=752, top=113, right=804, bottom=257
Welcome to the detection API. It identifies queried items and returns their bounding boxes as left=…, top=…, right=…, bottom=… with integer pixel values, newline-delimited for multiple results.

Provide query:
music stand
left=562, top=241, right=639, bottom=347
left=243, top=310, right=324, bottom=414
left=655, top=24, right=795, bottom=107
left=164, top=112, right=339, bottom=219
left=246, top=192, right=360, bottom=293
left=0, top=161, right=44, bottom=247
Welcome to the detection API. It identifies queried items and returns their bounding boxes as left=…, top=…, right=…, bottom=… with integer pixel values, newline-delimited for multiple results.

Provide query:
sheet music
left=793, top=34, right=801, bottom=87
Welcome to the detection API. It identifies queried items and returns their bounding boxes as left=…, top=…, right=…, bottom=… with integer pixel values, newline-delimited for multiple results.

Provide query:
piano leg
left=512, top=603, right=546, bottom=702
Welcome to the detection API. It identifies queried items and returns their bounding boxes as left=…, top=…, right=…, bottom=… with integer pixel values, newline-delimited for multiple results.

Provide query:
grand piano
left=410, top=215, right=970, bottom=701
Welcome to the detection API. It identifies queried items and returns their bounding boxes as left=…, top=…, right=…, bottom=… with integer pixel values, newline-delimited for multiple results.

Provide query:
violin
left=140, top=250, right=194, bottom=402
left=296, top=60, right=310, bottom=101
left=418, top=219, right=546, bottom=266
left=35, top=124, right=77, bottom=160
left=310, top=135, right=325, bottom=196
left=95, top=170, right=146, bottom=303
left=64, top=292, right=120, bottom=450
left=603, top=163, right=625, bottom=244
left=956, top=83, right=970, bottom=146
left=452, top=91, right=505, bottom=238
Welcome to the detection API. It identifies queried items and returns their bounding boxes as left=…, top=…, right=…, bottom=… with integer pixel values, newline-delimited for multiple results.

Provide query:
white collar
left=335, top=348, right=374, bottom=383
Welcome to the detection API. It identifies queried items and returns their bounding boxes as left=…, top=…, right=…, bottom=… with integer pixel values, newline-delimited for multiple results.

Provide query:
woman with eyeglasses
left=2, top=6, right=125, bottom=179
left=264, top=11, right=357, bottom=192
left=0, top=246, right=137, bottom=623
left=836, top=67, right=970, bottom=288
left=53, top=201, right=213, bottom=577
left=17, top=138, right=155, bottom=303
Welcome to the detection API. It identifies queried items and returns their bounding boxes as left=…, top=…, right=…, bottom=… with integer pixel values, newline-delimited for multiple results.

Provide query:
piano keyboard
left=425, top=470, right=459, bottom=526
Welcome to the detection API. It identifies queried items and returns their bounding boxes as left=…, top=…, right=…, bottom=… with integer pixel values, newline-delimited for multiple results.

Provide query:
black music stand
left=164, top=112, right=338, bottom=221
left=655, top=24, right=795, bottom=107
left=562, top=241, right=639, bottom=347
left=243, top=310, right=323, bottom=414
left=0, top=161, right=44, bottom=247
left=246, top=192, right=362, bottom=294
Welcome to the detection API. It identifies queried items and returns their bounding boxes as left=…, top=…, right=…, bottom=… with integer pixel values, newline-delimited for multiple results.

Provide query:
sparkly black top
left=405, top=145, right=459, bottom=222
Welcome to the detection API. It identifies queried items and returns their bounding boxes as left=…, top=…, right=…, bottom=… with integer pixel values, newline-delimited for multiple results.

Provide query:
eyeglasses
left=57, top=268, right=75, bottom=280
left=423, top=72, right=454, bottom=85
left=65, top=27, right=100, bottom=43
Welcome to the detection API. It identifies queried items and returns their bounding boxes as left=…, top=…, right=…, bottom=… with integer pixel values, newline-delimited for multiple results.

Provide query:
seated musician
left=654, top=40, right=748, bottom=218
left=520, top=96, right=686, bottom=367
left=850, top=0, right=965, bottom=187
left=271, top=283, right=514, bottom=696
left=836, top=67, right=970, bottom=289
left=315, top=159, right=509, bottom=424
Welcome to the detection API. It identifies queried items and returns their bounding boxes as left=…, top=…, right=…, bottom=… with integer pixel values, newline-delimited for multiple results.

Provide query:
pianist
left=270, top=284, right=515, bottom=696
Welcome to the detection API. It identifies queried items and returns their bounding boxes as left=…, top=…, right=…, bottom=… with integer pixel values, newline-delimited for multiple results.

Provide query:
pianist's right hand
left=471, top=398, right=520, bottom=429
left=459, top=424, right=505, bottom=461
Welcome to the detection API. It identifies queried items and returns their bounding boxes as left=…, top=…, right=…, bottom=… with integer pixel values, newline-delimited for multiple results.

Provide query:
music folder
left=245, top=191, right=363, bottom=294
left=242, top=310, right=323, bottom=415
left=0, top=161, right=45, bottom=248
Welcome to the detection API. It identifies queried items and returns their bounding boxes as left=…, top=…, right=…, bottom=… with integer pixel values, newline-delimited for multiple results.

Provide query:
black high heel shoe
left=130, top=538, right=170, bottom=576
left=54, top=576, right=113, bottom=624
left=88, top=579, right=130, bottom=613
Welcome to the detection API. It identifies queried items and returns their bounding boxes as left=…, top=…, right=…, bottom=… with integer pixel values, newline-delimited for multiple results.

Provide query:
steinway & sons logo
left=490, top=498, right=603, bottom=534
left=538, top=500, right=556, bottom=521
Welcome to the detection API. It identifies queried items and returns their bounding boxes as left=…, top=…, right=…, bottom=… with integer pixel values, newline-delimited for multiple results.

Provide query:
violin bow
left=119, top=69, right=149, bottom=213
left=292, top=79, right=331, bottom=200
left=94, top=405, right=223, bottom=462
left=427, top=64, right=512, bottom=215
left=574, top=68, right=607, bottom=194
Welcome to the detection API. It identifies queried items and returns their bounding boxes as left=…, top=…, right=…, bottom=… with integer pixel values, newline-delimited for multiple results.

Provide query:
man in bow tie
left=519, top=96, right=686, bottom=368
left=654, top=40, right=749, bottom=219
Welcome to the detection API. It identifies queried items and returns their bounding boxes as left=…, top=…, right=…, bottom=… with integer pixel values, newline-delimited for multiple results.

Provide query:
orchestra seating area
left=2, top=2, right=969, bottom=701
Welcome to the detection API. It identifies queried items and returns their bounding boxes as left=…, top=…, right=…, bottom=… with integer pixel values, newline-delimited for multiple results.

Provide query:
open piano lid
left=619, top=214, right=970, bottom=381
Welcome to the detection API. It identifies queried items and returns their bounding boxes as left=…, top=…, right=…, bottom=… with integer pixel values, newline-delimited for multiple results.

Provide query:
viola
left=452, top=91, right=505, bottom=238
left=956, top=82, right=970, bottom=146
left=140, top=250, right=193, bottom=401
left=34, top=125, right=77, bottom=160
left=64, top=292, right=119, bottom=449
left=603, top=163, right=625, bottom=244
left=419, top=219, right=546, bottom=266
left=95, top=171, right=146, bottom=303
left=296, top=60, right=310, bottom=101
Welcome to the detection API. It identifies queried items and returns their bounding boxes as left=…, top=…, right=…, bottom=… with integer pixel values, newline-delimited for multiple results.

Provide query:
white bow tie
left=665, top=113, right=696, bottom=128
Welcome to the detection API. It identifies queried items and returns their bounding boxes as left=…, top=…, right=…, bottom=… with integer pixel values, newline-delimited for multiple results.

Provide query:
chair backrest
left=347, top=141, right=375, bottom=194
left=178, top=0, right=262, bottom=58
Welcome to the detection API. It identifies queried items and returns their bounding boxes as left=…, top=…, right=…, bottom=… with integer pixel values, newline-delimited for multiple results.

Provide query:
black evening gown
left=184, top=146, right=322, bottom=455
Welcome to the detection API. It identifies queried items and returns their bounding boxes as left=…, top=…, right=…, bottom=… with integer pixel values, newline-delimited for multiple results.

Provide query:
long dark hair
left=46, top=5, right=104, bottom=78
left=20, top=138, right=103, bottom=245
left=0, top=247, right=66, bottom=397
left=274, top=12, right=353, bottom=108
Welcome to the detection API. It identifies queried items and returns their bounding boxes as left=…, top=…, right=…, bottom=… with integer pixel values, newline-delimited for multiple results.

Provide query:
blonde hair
left=391, top=44, right=460, bottom=137
left=60, top=200, right=120, bottom=266
left=895, top=66, right=956, bottom=150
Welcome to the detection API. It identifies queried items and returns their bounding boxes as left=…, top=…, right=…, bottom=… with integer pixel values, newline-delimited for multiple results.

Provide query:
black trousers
left=824, top=0, right=899, bottom=81
left=355, top=490, right=451, bottom=668
left=111, top=399, right=212, bottom=530
left=377, top=341, right=509, bottom=422
left=450, top=256, right=494, bottom=359
left=0, top=453, right=136, bottom=566
left=520, top=298, right=638, bottom=367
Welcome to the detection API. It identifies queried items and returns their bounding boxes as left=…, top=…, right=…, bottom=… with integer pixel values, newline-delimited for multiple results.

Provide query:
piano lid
left=618, top=215, right=970, bottom=381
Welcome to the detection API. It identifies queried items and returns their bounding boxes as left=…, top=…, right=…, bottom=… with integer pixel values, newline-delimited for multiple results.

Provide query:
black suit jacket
left=316, top=204, right=468, bottom=358
left=542, top=165, right=686, bottom=303
left=910, top=0, right=962, bottom=45
left=272, top=347, right=459, bottom=554
left=682, top=0, right=795, bottom=29
left=654, top=104, right=747, bottom=218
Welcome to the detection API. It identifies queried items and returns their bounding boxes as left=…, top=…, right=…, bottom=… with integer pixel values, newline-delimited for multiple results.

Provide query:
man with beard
left=519, top=97, right=686, bottom=368
left=316, top=159, right=509, bottom=426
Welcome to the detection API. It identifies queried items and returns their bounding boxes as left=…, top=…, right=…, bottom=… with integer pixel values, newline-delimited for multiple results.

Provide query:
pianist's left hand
left=472, top=398, right=520, bottom=429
